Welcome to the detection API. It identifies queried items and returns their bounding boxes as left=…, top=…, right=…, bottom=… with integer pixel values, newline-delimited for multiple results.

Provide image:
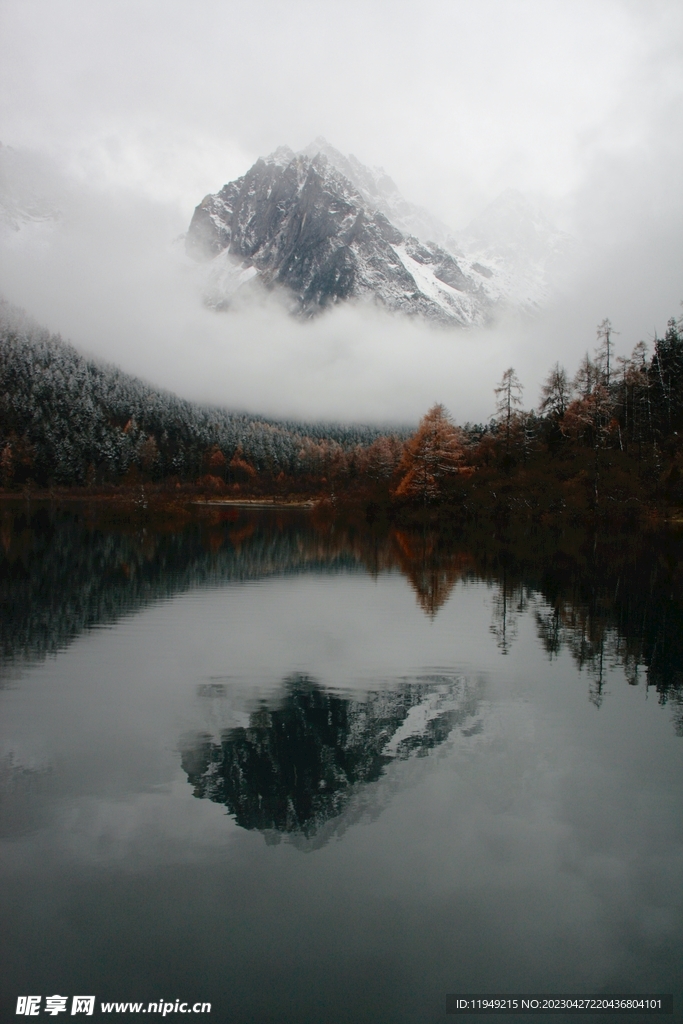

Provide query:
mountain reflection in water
left=0, top=503, right=681, bottom=729
left=181, top=674, right=481, bottom=845
left=2, top=503, right=681, bottom=1023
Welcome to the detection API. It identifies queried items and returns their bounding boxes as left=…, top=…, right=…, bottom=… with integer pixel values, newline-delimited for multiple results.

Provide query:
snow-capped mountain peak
left=186, top=147, right=496, bottom=326
left=298, top=137, right=454, bottom=248
left=185, top=140, right=576, bottom=325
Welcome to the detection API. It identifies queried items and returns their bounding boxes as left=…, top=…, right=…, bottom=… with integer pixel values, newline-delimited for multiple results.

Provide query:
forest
left=381, top=314, right=683, bottom=523
left=1, top=300, right=682, bottom=522
left=0, top=301, right=405, bottom=490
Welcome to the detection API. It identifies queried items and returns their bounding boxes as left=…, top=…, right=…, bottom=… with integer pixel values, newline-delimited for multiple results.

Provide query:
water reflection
left=181, top=673, right=481, bottom=845
left=1, top=503, right=681, bottom=727
left=390, top=529, right=474, bottom=615
left=1, top=504, right=682, bottom=1018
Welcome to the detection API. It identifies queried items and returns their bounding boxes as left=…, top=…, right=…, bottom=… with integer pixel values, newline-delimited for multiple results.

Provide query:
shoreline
left=0, top=488, right=681, bottom=527
left=192, top=498, right=316, bottom=510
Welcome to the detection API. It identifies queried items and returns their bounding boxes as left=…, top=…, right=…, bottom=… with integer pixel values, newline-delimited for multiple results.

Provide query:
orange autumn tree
left=394, top=404, right=466, bottom=502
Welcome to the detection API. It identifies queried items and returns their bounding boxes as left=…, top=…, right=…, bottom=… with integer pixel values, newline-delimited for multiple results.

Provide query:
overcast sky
left=0, top=0, right=682, bottom=423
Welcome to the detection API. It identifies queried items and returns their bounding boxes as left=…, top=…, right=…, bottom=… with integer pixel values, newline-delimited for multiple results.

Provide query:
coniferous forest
left=1, top=299, right=682, bottom=521
left=0, top=302, right=403, bottom=490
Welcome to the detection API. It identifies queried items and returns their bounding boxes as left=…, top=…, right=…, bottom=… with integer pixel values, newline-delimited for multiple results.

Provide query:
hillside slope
left=0, top=302, right=405, bottom=487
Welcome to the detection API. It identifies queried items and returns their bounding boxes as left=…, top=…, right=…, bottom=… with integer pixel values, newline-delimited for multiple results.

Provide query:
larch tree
left=494, top=368, right=524, bottom=453
left=206, top=444, right=227, bottom=480
left=573, top=353, right=600, bottom=400
left=359, top=435, right=403, bottom=482
left=539, top=362, right=572, bottom=420
left=562, top=384, right=615, bottom=506
left=394, top=404, right=465, bottom=502
left=595, top=318, right=618, bottom=388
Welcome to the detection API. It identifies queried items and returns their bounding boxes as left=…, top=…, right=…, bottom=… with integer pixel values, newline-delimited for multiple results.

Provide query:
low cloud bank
left=0, top=151, right=681, bottom=428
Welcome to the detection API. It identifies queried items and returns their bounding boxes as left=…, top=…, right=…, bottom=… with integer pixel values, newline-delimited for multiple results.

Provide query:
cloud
left=1, top=0, right=681, bottom=221
left=0, top=135, right=681, bottom=427
left=0, top=0, right=681, bottom=424
left=0, top=169, right=508, bottom=424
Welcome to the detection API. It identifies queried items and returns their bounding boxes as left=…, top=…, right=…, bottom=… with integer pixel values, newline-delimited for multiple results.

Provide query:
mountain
left=186, top=148, right=495, bottom=326
left=0, top=143, right=64, bottom=233
left=298, top=136, right=456, bottom=248
left=456, top=188, right=577, bottom=310
left=185, top=140, right=576, bottom=326
left=0, top=138, right=575, bottom=327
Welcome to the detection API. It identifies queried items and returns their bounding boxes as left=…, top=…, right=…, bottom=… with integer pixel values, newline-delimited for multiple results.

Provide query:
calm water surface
left=1, top=506, right=682, bottom=1022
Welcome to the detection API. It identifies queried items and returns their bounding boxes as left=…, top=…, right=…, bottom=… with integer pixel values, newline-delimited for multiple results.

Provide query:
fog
left=0, top=0, right=682, bottom=425
left=0, top=186, right=511, bottom=424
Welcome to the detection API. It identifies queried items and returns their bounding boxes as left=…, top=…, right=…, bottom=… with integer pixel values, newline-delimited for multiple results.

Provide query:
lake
left=1, top=504, right=682, bottom=1022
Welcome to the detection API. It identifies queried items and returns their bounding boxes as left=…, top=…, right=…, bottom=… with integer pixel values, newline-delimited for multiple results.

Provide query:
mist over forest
left=0, top=0, right=681, bottom=513
left=0, top=1, right=681, bottom=430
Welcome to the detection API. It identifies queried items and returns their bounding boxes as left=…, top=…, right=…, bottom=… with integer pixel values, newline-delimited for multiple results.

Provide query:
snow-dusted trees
left=0, top=302, right=408, bottom=488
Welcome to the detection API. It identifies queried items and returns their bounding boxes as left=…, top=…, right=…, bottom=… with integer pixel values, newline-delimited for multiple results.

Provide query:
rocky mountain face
left=0, top=138, right=575, bottom=328
left=185, top=139, right=576, bottom=326
left=298, top=137, right=455, bottom=248
left=186, top=147, right=494, bottom=326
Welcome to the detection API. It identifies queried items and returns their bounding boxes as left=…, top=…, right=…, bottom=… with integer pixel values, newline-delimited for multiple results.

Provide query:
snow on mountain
left=456, top=188, right=577, bottom=310
left=299, top=136, right=456, bottom=249
left=186, top=149, right=495, bottom=326
left=0, top=143, right=63, bottom=233
left=186, top=140, right=576, bottom=326
left=308, top=144, right=579, bottom=314
left=0, top=136, right=576, bottom=329
left=291, top=144, right=579, bottom=314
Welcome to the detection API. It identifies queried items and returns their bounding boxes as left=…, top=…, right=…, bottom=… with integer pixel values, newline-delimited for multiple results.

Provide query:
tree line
left=1, top=298, right=682, bottom=516
left=375, top=311, right=683, bottom=518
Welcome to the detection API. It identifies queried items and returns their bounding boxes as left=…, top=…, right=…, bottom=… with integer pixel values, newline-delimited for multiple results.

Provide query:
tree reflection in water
left=1, top=503, right=681, bottom=728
